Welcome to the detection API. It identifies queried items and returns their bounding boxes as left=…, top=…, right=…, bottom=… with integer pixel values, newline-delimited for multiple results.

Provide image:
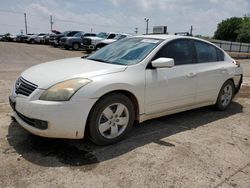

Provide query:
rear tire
left=215, top=80, right=235, bottom=111
left=88, top=93, right=135, bottom=145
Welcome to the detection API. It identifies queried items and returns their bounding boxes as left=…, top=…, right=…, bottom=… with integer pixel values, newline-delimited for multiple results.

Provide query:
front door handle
left=186, top=72, right=197, bottom=78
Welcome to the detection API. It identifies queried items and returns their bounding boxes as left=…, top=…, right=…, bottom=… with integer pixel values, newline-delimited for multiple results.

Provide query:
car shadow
left=7, top=101, right=243, bottom=169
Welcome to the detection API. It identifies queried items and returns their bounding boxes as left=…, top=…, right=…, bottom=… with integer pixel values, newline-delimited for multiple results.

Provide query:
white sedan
left=9, top=35, right=243, bottom=145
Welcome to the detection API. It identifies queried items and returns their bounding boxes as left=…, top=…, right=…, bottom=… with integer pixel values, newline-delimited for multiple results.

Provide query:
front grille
left=49, top=35, right=56, bottom=40
left=61, top=38, right=66, bottom=43
left=15, top=77, right=38, bottom=96
left=82, top=38, right=91, bottom=45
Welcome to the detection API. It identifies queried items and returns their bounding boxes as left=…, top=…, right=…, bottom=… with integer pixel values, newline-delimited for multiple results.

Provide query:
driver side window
left=154, top=39, right=195, bottom=65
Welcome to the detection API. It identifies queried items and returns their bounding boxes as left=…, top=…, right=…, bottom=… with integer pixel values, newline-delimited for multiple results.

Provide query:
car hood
left=27, top=35, right=37, bottom=39
left=21, top=57, right=127, bottom=89
left=62, top=36, right=79, bottom=40
left=86, top=36, right=105, bottom=41
left=101, top=39, right=117, bottom=44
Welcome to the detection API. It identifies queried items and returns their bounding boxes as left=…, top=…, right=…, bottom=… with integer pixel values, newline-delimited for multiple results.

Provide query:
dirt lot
left=0, top=42, right=249, bottom=188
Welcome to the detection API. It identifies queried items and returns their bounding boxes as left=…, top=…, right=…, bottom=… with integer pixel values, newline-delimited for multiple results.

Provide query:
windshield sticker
left=141, top=39, right=159, bottom=43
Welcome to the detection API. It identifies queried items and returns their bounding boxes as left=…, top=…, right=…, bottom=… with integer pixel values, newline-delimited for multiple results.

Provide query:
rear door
left=193, top=40, right=226, bottom=104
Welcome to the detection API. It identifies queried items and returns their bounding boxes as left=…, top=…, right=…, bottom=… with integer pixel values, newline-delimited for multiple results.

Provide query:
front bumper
left=9, top=91, right=97, bottom=139
left=61, top=41, right=71, bottom=48
left=49, top=39, right=59, bottom=46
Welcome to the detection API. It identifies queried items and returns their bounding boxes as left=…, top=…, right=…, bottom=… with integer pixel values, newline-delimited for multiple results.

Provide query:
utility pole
left=144, top=18, right=149, bottom=35
left=24, top=13, right=27, bottom=35
left=50, top=15, right=53, bottom=32
left=190, top=25, right=193, bottom=36
left=135, top=27, right=138, bottom=34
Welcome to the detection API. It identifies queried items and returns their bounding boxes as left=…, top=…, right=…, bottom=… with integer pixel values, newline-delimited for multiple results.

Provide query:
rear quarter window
left=216, top=48, right=225, bottom=61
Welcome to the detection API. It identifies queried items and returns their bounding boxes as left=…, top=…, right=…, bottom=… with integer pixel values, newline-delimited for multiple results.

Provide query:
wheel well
left=85, top=90, right=140, bottom=137
left=72, top=42, right=80, bottom=46
left=227, top=78, right=236, bottom=91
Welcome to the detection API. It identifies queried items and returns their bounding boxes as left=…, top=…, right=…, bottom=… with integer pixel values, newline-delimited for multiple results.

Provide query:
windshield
left=87, top=37, right=163, bottom=65
left=73, top=32, right=82, bottom=37
left=97, top=32, right=108, bottom=39
left=67, top=31, right=78, bottom=36
left=62, top=31, right=70, bottom=35
left=116, top=34, right=129, bottom=40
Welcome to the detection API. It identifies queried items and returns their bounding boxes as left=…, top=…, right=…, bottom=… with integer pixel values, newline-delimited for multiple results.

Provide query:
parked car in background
left=97, top=33, right=132, bottom=49
left=1, top=33, right=17, bottom=42
left=43, top=30, right=61, bottom=45
left=34, top=33, right=48, bottom=44
left=16, top=34, right=28, bottom=43
left=60, top=32, right=96, bottom=50
left=49, top=31, right=80, bottom=47
left=9, top=35, right=243, bottom=145
left=0, top=35, right=3, bottom=41
left=82, top=32, right=118, bottom=52
left=25, top=34, right=38, bottom=44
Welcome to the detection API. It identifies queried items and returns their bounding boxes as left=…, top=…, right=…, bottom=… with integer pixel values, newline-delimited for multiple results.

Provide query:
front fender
left=72, top=68, right=146, bottom=115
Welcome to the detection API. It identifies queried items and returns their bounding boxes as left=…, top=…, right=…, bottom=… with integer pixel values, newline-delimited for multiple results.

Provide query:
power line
left=55, top=18, right=144, bottom=30
left=0, top=23, right=43, bottom=30
left=0, top=8, right=145, bottom=32
left=0, top=9, right=140, bottom=29
left=0, top=9, right=23, bottom=15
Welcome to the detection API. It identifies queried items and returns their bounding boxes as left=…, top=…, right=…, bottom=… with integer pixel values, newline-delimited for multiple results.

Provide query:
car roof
left=134, top=34, right=192, bottom=40
left=134, top=34, right=216, bottom=45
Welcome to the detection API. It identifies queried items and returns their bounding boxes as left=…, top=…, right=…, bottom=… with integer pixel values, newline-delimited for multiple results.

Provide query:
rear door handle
left=186, top=72, right=197, bottom=78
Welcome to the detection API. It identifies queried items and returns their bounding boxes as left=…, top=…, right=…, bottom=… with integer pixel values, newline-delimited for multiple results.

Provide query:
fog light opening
left=34, top=120, right=48, bottom=130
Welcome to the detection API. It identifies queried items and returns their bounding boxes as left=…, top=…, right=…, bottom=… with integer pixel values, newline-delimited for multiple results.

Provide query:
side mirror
left=151, top=58, right=175, bottom=68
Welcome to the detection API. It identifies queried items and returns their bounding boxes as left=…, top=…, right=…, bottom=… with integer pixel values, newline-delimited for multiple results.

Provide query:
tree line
left=214, top=15, right=250, bottom=43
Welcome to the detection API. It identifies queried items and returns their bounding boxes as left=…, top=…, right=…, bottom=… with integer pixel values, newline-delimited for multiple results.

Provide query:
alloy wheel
left=98, top=103, right=129, bottom=139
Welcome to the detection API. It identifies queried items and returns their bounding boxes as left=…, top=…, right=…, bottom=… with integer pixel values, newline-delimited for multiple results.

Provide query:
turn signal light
left=233, top=60, right=240, bottom=67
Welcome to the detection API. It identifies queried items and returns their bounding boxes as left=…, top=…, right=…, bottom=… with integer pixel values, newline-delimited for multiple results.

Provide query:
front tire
left=72, top=43, right=80, bottom=50
left=88, top=93, right=135, bottom=145
left=215, top=80, right=235, bottom=110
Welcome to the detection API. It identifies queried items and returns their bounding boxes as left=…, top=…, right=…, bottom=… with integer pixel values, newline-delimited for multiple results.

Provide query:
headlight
left=39, top=78, right=91, bottom=101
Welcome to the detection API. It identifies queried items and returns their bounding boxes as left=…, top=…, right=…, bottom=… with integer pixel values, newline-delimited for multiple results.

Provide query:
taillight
left=233, top=60, right=240, bottom=67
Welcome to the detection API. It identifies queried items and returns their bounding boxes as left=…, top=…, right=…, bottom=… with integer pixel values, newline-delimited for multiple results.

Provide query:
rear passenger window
left=195, top=41, right=217, bottom=63
left=155, top=39, right=195, bottom=65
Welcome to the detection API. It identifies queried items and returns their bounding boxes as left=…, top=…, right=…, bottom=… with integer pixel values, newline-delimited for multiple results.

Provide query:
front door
left=145, top=39, right=197, bottom=114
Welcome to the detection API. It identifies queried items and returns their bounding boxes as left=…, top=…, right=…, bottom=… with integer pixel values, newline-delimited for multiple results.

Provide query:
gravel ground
left=0, top=42, right=249, bottom=188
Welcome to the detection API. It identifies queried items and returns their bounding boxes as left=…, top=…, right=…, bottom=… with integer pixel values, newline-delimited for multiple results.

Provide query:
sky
left=0, top=0, right=249, bottom=36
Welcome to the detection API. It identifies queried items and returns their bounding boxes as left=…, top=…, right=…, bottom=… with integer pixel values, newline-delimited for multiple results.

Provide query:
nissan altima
left=9, top=35, right=243, bottom=145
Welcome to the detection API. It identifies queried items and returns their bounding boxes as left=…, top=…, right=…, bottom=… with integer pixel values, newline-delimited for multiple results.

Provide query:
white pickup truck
left=82, top=32, right=117, bottom=52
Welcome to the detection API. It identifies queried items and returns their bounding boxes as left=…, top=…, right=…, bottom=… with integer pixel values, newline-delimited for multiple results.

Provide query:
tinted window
left=155, top=39, right=195, bottom=65
left=216, top=48, right=225, bottom=61
left=73, top=32, right=82, bottom=37
left=195, top=41, right=217, bottom=63
left=107, top=34, right=116, bottom=39
left=97, top=32, right=108, bottom=38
